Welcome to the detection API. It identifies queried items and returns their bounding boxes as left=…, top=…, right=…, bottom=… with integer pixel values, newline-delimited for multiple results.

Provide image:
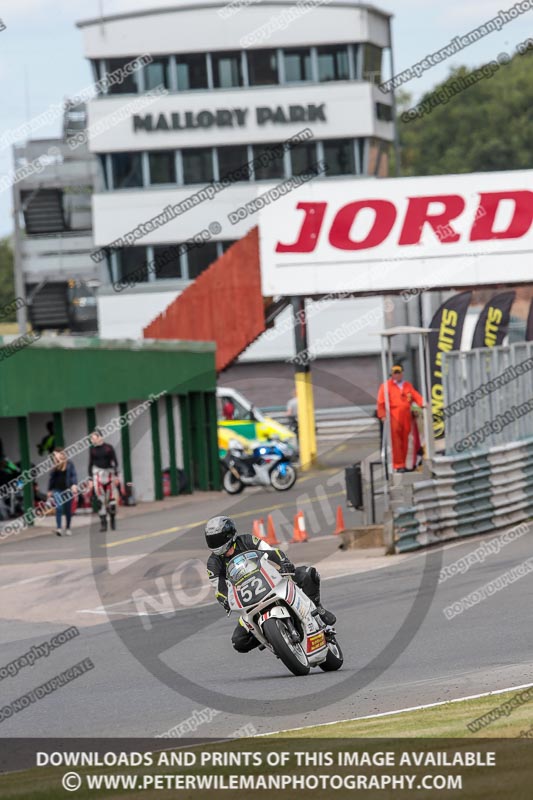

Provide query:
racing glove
left=217, top=594, right=231, bottom=614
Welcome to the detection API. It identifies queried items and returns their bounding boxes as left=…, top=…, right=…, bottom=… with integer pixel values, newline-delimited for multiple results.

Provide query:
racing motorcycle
left=222, top=440, right=297, bottom=495
left=226, top=549, right=343, bottom=677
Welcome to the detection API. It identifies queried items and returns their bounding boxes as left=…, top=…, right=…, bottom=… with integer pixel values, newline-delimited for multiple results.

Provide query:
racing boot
left=302, top=567, right=336, bottom=626
left=109, top=513, right=116, bottom=531
left=99, top=514, right=107, bottom=532
left=316, top=606, right=336, bottom=626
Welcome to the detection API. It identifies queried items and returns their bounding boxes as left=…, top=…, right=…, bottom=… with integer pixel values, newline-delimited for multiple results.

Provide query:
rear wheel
left=270, top=464, right=297, bottom=491
left=262, top=618, right=310, bottom=676
left=223, top=470, right=244, bottom=494
left=319, top=638, right=344, bottom=671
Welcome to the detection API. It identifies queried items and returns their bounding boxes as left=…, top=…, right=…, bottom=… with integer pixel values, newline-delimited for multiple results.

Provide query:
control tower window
left=111, top=152, right=143, bottom=188
left=317, top=45, right=349, bottom=81
left=118, top=247, right=149, bottom=282
left=187, top=242, right=219, bottom=279
left=153, top=245, right=183, bottom=279
left=323, top=139, right=355, bottom=175
left=212, top=51, right=243, bottom=88
left=218, top=145, right=250, bottom=182
left=182, top=148, right=214, bottom=184
left=177, top=53, right=208, bottom=90
left=283, top=48, right=312, bottom=82
left=104, top=58, right=140, bottom=94
left=145, top=58, right=170, bottom=91
left=252, top=143, right=285, bottom=180
left=247, top=49, right=278, bottom=86
left=290, top=141, right=318, bottom=176
left=362, top=44, right=383, bottom=84
left=148, top=151, right=176, bottom=184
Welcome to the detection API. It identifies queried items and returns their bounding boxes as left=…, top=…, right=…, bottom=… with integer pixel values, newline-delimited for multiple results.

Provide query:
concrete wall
left=79, top=4, right=390, bottom=57
left=98, top=289, right=180, bottom=339
left=158, top=397, right=170, bottom=472
left=172, top=395, right=183, bottom=470
left=129, top=398, right=154, bottom=502
left=63, top=409, right=89, bottom=487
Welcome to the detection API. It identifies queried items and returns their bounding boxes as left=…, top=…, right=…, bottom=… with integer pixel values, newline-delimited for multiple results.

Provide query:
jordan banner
left=471, top=291, right=516, bottom=349
left=428, top=291, right=472, bottom=440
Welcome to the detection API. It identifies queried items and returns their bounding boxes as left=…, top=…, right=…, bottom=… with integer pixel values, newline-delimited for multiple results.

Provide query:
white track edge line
left=254, top=682, right=533, bottom=736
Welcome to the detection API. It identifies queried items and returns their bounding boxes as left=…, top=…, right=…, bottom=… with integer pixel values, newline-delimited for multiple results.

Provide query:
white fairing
left=227, top=554, right=328, bottom=666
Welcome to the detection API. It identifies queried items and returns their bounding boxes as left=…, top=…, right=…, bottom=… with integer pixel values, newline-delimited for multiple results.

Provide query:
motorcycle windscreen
left=227, top=551, right=261, bottom=583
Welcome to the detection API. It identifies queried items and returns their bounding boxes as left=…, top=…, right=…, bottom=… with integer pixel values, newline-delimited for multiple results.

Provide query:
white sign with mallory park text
left=258, top=170, right=533, bottom=296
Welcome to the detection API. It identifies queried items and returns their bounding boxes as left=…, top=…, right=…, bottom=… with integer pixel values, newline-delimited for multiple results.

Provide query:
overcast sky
left=0, top=0, right=528, bottom=236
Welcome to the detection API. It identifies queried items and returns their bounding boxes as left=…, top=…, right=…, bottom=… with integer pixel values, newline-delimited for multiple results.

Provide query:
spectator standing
left=377, top=364, right=425, bottom=472
left=48, top=447, right=78, bottom=536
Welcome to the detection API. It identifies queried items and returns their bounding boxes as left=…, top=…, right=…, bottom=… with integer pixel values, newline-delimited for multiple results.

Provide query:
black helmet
left=205, top=516, right=237, bottom=555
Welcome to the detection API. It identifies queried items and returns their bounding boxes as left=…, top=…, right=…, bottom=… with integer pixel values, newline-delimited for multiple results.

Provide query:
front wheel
left=319, top=637, right=344, bottom=671
left=223, top=469, right=244, bottom=495
left=262, top=618, right=310, bottom=676
left=270, top=463, right=297, bottom=491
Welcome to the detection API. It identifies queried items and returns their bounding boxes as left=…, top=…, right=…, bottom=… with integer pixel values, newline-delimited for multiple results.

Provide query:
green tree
left=398, top=50, right=533, bottom=175
left=0, top=237, right=16, bottom=321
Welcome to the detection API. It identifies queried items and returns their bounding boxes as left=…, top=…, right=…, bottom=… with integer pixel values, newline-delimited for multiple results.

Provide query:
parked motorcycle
left=226, top=550, right=343, bottom=676
left=221, top=439, right=297, bottom=494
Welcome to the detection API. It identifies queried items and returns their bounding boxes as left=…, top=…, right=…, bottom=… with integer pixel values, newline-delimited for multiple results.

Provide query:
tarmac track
left=1, top=435, right=533, bottom=739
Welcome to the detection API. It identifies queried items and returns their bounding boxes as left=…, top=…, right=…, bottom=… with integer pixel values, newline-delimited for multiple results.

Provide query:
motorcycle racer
left=205, top=515, right=336, bottom=653
left=88, top=429, right=119, bottom=531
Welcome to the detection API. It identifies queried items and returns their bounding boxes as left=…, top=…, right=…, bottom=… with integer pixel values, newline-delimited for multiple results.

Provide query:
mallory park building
left=76, top=1, right=396, bottom=399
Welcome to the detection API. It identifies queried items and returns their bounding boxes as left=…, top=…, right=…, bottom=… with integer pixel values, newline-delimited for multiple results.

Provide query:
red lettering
left=328, top=200, right=396, bottom=250
left=399, top=195, right=465, bottom=245
left=470, top=191, right=533, bottom=240
left=275, top=202, right=327, bottom=253
left=275, top=189, right=533, bottom=256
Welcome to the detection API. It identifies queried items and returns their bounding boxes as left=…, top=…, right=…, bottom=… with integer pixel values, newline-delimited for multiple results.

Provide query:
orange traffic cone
left=292, top=511, right=309, bottom=543
left=334, top=505, right=346, bottom=535
left=265, top=514, right=280, bottom=546
left=253, top=518, right=266, bottom=540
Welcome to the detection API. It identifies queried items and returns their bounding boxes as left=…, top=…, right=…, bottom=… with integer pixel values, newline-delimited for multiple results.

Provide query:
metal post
left=291, top=297, right=317, bottom=470
left=380, top=337, right=393, bottom=508
left=387, top=17, right=402, bottom=178
left=179, top=394, right=193, bottom=494
left=205, top=391, right=222, bottom=491
left=420, top=334, right=436, bottom=462
left=53, top=411, right=64, bottom=447
left=150, top=399, right=163, bottom=500
left=86, top=407, right=97, bottom=434
left=165, top=395, right=179, bottom=495
left=190, top=392, right=209, bottom=491
left=12, top=180, right=28, bottom=334
left=18, top=416, right=34, bottom=514
left=119, top=402, right=133, bottom=486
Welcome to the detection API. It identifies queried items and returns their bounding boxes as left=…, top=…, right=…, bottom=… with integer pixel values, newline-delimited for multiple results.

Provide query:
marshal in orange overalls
left=377, top=371, right=424, bottom=471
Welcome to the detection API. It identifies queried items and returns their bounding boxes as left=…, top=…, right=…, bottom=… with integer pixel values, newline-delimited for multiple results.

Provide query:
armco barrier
left=393, top=437, right=533, bottom=552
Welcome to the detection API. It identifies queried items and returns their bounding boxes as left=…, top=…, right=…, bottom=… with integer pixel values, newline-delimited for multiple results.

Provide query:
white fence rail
left=442, top=342, right=533, bottom=455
